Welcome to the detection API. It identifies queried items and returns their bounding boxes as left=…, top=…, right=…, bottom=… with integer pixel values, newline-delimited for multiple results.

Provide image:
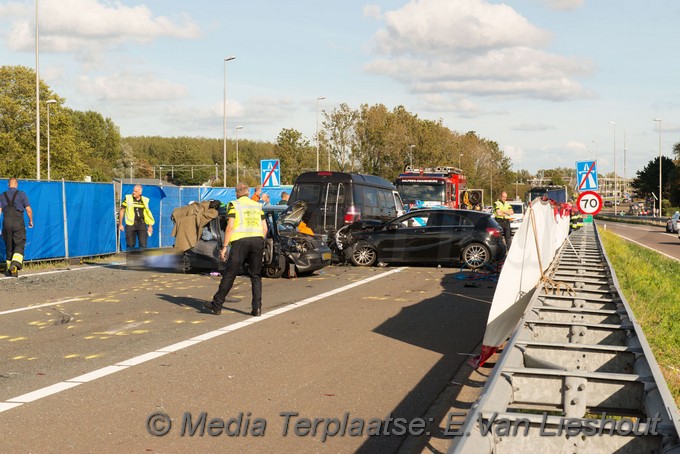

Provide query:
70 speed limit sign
left=577, top=190, right=603, bottom=215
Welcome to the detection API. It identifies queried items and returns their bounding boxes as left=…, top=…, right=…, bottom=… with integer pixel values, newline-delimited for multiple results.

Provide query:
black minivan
left=289, top=171, right=404, bottom=236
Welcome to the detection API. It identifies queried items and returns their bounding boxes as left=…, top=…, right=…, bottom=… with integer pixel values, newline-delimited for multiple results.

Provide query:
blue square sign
left=260, top=159, right=280, bottom=187
left=576, top=160, right=598, bottom=191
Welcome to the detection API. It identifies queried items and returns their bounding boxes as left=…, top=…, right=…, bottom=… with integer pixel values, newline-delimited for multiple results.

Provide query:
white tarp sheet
left=474, top=198, right=569, bottom=365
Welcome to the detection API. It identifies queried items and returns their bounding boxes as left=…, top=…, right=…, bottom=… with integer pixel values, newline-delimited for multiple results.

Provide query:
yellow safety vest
left=494, top=200, right=512, bottom=220
left=124, top=194, right=155, bottom=226
left=228, top=197, right=264, bottom=243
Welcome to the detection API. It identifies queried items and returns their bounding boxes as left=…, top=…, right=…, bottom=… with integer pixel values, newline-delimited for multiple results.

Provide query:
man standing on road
left=0, top=178, right=34, bottom=277
left=494, top=191, right=514, bottom=249
left=250, top=186, right=262, bottom=202
left=118, top=184, right=155, bottom=249
left=205, top=182, right=268, bottom=317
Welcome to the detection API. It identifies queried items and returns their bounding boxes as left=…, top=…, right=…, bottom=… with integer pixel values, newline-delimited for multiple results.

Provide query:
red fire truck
left=394, top=166, right=468, bottom=210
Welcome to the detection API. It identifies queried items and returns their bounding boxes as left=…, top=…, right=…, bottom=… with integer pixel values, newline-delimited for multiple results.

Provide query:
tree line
left=2, top=65, right=678, bottom=209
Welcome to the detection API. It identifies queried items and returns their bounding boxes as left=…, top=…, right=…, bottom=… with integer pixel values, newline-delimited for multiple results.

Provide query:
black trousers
left=125, top=224, right=148, bottom=249
left=497, top=219, right=512, bottom=249
left=212, top=237, right=264, bottom=311
left=3, top=212, right=26, bottom=266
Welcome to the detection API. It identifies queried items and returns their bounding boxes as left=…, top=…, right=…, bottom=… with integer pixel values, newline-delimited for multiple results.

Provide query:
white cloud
left=2, top=0, right=200, bottom=58
left=366, top=0, right=594, bottom=113
left=373, top=0, right=550, bottom=55
left=76, top=72, right=188, bottom=101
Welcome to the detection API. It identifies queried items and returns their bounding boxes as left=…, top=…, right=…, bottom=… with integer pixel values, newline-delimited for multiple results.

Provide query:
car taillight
left=344, top=206, right=361, bottom=224
left=486, top=227, right=501, bottom=238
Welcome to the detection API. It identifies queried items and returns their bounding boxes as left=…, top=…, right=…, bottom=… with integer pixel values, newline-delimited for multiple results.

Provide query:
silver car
left=666, top=211, right=680, bottom=233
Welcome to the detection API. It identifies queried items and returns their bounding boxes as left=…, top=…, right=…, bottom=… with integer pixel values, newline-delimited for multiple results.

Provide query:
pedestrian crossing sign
left=260, top=159, right=280, bottom=188
left=576, top=160, right=598, bottom=191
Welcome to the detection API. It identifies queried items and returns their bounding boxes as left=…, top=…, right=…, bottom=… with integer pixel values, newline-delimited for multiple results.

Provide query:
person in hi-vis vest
left=118, top=185, right=155, bottom=249
left=205, top=182, right=268, bottom=317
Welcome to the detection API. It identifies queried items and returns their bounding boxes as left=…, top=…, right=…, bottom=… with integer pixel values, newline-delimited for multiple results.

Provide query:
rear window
left=292, top=183, right=321, bottom=203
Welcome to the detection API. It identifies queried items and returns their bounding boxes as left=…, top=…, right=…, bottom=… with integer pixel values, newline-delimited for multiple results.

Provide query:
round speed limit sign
left=577, top=190, right=603, bottom=215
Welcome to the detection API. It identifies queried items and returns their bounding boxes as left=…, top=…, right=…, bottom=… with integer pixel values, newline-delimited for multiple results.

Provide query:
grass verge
left=599, top=228, right=680, bottom=403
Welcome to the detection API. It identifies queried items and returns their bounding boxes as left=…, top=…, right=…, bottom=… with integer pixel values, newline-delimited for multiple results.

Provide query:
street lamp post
left=223, top=56, right=236, bottom=187
left=316, top=96, right=325, bottom=171
left=610, top=121, right=617, bottom=215
left=235, top=126, right=243, bottom=185
left=46, top=99, right=57, bottom=181
left=409, top=144, right=415, bottom=167
left=36, top=0, right=41, bottom=180
left=459, top=153, right=463, bottom=170
left=592, top=139, right=597, bottom=162
left=653, top=119, right=662, bottom=215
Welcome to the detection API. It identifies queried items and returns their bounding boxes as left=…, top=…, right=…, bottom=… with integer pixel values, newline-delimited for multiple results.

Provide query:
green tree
left=273, top=128, right=312, bottom=184
left=631, top=156, right=675, bottom=200
left=323, top=103, right=358, bottom=172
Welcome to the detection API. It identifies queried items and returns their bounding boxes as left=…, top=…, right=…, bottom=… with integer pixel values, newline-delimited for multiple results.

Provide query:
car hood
left=278, top=201, right=307, bottom=227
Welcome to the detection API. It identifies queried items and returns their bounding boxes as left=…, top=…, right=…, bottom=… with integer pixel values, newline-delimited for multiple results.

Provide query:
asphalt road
left=0, top=261, right=497, bottom=452
left=596, top=218, right=680, bottom=261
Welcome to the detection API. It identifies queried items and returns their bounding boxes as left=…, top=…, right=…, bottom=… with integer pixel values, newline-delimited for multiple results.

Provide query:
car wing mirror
left=387, top=224, right=399, bottom=231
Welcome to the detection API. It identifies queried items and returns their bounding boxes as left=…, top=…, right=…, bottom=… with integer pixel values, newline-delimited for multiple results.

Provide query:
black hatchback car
left=337, top=208, right=506, bottom=269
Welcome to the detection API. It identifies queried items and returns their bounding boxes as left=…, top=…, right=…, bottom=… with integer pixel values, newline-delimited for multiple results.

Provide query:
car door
left=429, top=212, right=467, bottom=262
left=398, top=211, right=442, bottom=262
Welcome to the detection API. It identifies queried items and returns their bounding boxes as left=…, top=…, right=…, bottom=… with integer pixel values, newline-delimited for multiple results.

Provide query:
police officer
left=494, top=191, right=514, bottom=249
left=118, top=184, right=155, bottom=249
left=0, top=178, right=34, bottom=277
left=205, top=182, right=268, bottom=317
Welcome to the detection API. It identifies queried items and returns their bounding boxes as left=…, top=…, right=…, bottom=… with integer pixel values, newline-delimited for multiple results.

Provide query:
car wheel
left=462, top=243, right=491, bottom=269
left=350, top=242, right=378, bottom=267
left=181, top=253, right=193, bottom=273
left=263, top=253, right=286, bottom=279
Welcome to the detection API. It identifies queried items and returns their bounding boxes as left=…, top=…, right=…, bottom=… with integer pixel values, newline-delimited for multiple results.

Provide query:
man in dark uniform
left=204, top=182, right=268, bottom=317
left=0, top=178, right=34, bottom=277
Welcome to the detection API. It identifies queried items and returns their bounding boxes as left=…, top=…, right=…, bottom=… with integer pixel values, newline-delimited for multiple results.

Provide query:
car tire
left=181, top=253, right=193, bottom=273
left=350, top=242, right=378, bottom=267
left=263, top=254, right=286, bottom=279
left=462, top=243, right=491, bottom=269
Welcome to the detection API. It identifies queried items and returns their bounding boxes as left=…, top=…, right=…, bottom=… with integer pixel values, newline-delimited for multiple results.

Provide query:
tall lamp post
left=609, top=121, right=617, bottom=215
left=46, top=99, right=57, bottom=181
left=36, top=0, right=41, bottom=180
left=222, top=56, right=236, bottom=187
left=653, top=118, right=662, bottom=215
left=592, top=139, right=597, bottom=162
left=409, top=144, right=415, bottom=167
left=459, top=153, right=463, bottom=170
left=316, top=96, right=325, bottom=171
left=235, top=125, right=243, bottom=185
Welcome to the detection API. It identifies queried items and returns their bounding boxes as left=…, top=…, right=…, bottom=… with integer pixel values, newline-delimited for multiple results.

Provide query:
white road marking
left=0, top=267, right=406, bottom=413
left=0, top=298, right=84, bottom=316
left=612, top=234, right=679, bottom=262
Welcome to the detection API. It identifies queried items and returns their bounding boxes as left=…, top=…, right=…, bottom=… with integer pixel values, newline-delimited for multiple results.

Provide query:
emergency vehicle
left=394, top=166, right=468, bottom=210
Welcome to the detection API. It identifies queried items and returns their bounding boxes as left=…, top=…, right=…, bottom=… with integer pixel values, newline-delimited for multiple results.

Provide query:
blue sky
left=1, top=0, right=678, bottom=176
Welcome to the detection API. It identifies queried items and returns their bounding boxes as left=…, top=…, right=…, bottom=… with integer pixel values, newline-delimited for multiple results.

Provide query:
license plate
left=322, top=252, right=331, bottom=261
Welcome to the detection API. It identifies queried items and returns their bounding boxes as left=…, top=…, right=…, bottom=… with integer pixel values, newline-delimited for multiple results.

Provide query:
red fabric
left=468, top=345, right=498, bottom=368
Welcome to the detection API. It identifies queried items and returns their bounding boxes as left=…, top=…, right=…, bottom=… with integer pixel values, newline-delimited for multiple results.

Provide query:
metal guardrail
left=449, top=222, right=680, bottom=453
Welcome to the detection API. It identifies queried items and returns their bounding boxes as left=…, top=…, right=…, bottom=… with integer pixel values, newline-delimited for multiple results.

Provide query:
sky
left=1, top=0, right=679, bottom=177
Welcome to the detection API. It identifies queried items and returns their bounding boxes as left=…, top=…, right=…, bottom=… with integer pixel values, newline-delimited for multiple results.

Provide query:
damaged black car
left=174, top=200, right=331, bottom=278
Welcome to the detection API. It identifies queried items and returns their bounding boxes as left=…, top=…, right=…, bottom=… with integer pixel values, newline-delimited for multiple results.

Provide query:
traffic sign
left=577, top=190, right=603, bottom=215
left=260, top=159, right=280, bottom=188
left=576, top=160, right=598, bottom=191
